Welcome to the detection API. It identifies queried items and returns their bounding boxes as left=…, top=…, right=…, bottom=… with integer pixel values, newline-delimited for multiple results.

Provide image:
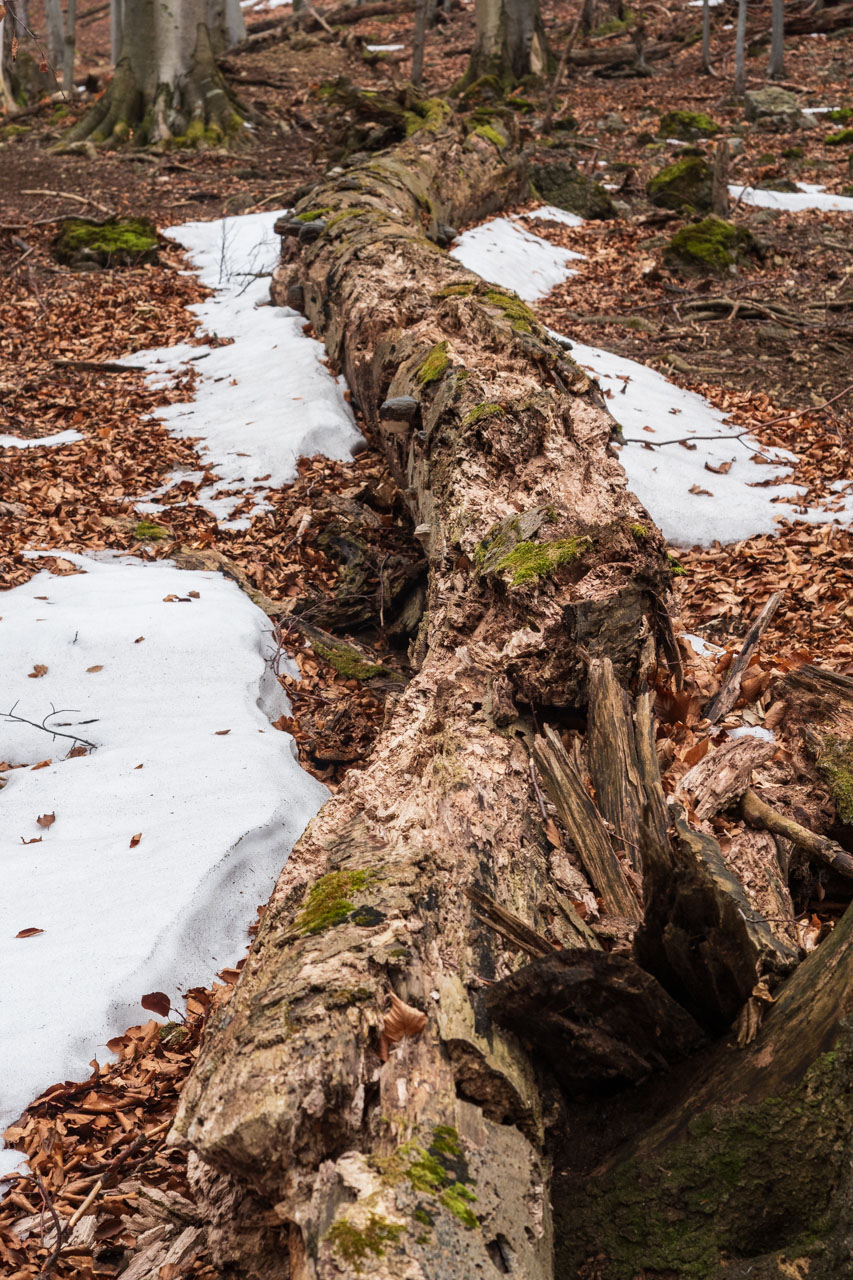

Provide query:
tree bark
left=464, top=0, right=548, bottom=87
left=64, top=0, right=244, bottom=148
left=170, top=110, right=678, bottom=1280
left=734, top=0, right=747, bottom=95
left=768, top=0, right=785, bottom=78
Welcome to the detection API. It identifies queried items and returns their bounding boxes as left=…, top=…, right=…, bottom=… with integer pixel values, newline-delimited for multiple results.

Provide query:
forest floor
left=1, top=0, right=852, bottom=1275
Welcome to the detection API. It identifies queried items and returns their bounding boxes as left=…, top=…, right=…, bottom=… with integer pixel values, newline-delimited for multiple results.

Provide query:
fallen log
left=168, top=103, right=850, bottom=1280
left=170, top=105, right=676, bottom=1280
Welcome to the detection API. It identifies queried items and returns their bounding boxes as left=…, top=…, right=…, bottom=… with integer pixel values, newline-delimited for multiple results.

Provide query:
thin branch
left=3, top=704, right=98, bottom=750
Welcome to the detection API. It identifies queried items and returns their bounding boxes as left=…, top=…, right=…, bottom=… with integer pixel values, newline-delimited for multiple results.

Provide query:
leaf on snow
left=87, top=665, right=104, bottom=673
left=16, top=927, right=44, bottom=939
left=130, top=833, right=142, bottom=848
left=141, top=991, right=171, bottom=1018
left=37, top=812, right=56, bottom=828
left=28, top=664, right=48, bottom=678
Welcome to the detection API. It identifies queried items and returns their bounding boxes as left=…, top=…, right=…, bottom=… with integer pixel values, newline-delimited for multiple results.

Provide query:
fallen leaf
left=67, top=744, right=88, bottom=758
left=188, top=591, right=200, bottom=598
left=16, top=927, right=44, bottom=939
left=705, top=460, right=733, bottom=476
left=141, top=991, right=171, bottom=1018
left=31, top=760, right=51, bottom=770
left=689, top=484, right=713, bottom=497
left=134, top=636, right=145, bottom=643
left=383, top=991, right=427, bottom=1044
left=86, top=665, right=104, bottom=673
left=28, top=664, right=48, bottom=678
left=544, top=817, right=563, bottom=848
left=20, top=837, right=42, bottom=845
left=129, top=832, right=142, bottom=848
left=37, top=812, right=56, bottom=829
left=215, top=729, right=231, bottom=736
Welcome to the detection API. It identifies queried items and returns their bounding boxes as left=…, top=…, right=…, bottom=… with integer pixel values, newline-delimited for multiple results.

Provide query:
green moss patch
left=463, top=402, right=505, bottom=426
left=325, top=1214, right=404, bottom=1272
left=55, top=218, right=158, bottom=268
left=311, top=635, right=401, bottom=681
left=132, top=520, right=170, bottom=541
left=416, top=341, right=450, bottom=385
left=647, top=156, right=713, bottom=212
left=659, top=109, right=720, bottom=139
left=818, top=736, right=853, bottom=825
left=826, top=128, right=853, bottom=146
left=483, top=290, right=536, bottom=333
left=295, top=869, right=376, bottom=935
left=664, top=216, right=754, bottom=275
left=434, top=281, right=477, bottom=299
left=496, top=537, right=591, bottom=587
left=294, top=206, right=334, bottom=222
left=472, top=123, right=507, bottom=149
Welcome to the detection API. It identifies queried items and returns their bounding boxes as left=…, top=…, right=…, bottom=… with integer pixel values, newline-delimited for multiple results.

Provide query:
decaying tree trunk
left=169, top=108, right=852, bottom=1280
left=171, top=109, right=676, bottom=1279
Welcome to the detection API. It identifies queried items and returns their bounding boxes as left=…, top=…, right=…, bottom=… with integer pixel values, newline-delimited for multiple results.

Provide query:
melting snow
left=450, top=216, right=584, bottom=302
left=0, top=554, right=327, bottom=1167
left=452, top=215, right=853, bottom=545
left=730, top=184, right=853, bottom=213
left=0, top=430, right=83, bottom=450
left=123, top=211, right=362, bottom=528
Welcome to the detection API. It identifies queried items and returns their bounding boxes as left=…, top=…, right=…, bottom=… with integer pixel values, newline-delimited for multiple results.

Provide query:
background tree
left=769, top=0, right=785, bottom=78
left=702, top=0, right=711, bottom=73
left=66, top=0, right=245, bottom=148
left=734, top=0, right=747, bottom=94
left=464, top=0, right=548, bottom=87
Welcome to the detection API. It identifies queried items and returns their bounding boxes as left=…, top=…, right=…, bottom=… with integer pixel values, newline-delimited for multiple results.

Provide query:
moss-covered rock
left=647, top=156, right=713, bottom=211
left=658, top=109, right=720, bottom=140
left=531, top=161, right=616, bottom=220
left=54, top=218, right=158, bottom=269
left=664, top=216, right=754, bottom=275
left=745, top=87, right=808, bottom=131
left=826, top=128, right=853, bottom=146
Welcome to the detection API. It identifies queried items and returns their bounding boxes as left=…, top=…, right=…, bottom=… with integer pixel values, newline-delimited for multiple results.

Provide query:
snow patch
left=520, top=205, right=586, bottom=228
left=366, top=43, right=405, bottom=51
left=727, top=726, right=776, bottom=743
left=0, top=430, right=83, bottom=450
left=450, top=216, right=584, bottom=302
left=123, top=211, right=362, bottom=528
left=0, top=554, right=327, bottom=1152
left=730, top=184, right=853, bottom=213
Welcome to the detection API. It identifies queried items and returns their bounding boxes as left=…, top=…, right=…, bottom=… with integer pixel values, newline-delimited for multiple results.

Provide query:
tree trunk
left=170, top=109, right=677, bottom=1280
left=45, top=0, right=66, bottom=74
left=701, top=0, right=711, bottom=73
left=734, top=0, right=747, bottom=95
left=768, top=0, right=785, bottom=78
left=64, top=0, right=244, bottom=148
left=109, top=0, right=124, bottom=65
left=464, top=0, right=548, bottom=87
left=557, top=897, right=853, bottom=1278
left=62, top=0, right=76, bottom=94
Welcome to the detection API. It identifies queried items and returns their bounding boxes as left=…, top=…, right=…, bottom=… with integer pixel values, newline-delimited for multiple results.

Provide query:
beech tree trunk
left=169, top=110, right=852, bottom=1280
left=465, top=0, right=548, bottom=86
left=768, top=0, right=785, bottom=78
left=65, top=0, right=245, bottom=148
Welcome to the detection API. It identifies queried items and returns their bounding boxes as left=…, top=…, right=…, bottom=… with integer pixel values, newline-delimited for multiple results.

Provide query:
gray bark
left=62, top=0, right=76, bottom=93
left=768, top=0, right=785, bottom=77
left=45, top=0, right=66, bottom=72
left=109, top=0, right=124, bottom=65
left=65, top=0, right=242, bottom=147
left=702, top=0, right=711, bottom=72
left=734, top=0, right=747, bottom=95
left=466, top=0, right=548, bottom=85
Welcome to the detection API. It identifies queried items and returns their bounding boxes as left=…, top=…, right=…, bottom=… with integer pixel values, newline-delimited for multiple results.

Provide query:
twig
left=757, top=380, right=853, bottom=429
left=704, top=592, right=782, bottom=725
left=3, top=703, right=98, bottom=751
left=21, top=190, right=113, bottom=215
left=543, top=4, right=585, bottom=133
left=53, top=359, right=147, bottom=373
left=32, top=1172, right=64, bottom=1279
left=741, top=789, right=853, bottom=879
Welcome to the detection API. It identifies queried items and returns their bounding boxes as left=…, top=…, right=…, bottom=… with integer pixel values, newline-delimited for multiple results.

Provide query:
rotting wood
left=534, top=726, right=643, bottom=924
left=170, top=109, right=676, bottom=1280
left=587, top=656, right=643, bottom=871
left=704, top=591, right=782, bottom=724
left=677, top=734, right=776, bottom=821
left=741, top=787, right=853, bottom=879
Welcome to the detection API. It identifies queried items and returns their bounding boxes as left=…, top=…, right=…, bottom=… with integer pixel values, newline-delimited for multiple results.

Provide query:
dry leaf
left=87, top=665, right=104, bottom=673
left=130, top=833, right=142, bottom=848
left=215, top=729, right=231, bottom=736
left=28, top=664, right=48, bottom=678
left=16, top=927, right=44, bottom=939
left=141, top=991, right=171, bottom=1018
left=688, top=484, right=713, bottom=497
left=705, top=460, right=733, bottom=475
left=67, top=744, right=88, bottom=758
left=383, top=991, right=427, bottom=1045
left=31, top=760, right=51, bottom=771
left=188, top=591, right=200, bottom=598
left=37, top=812, right=56, bottom=829
left=20, top=837, right=42, bottom=845
left=135, top=636, right=145, bottom=643
left=544, top=817, right=562, bottom=848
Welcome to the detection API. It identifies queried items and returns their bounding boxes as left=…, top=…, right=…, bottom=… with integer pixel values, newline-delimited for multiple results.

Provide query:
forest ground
left=1, top=0, right=852, bottom=1275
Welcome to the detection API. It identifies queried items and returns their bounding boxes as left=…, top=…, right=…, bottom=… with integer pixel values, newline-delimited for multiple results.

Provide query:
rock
left=726, top=136, right=745, bottom=156
left=663, top=216, right=755, bottom=276
left=531, top=161, right=616, bottom=220
left=603, top=111, right=627, bottom=133
left=658, top=109, right=720, bottom=140
left=744, top=87, right=809, bottom=131
left=54, top=217, right=159, bottom=270
left=647, top=156, right=713, bottom=212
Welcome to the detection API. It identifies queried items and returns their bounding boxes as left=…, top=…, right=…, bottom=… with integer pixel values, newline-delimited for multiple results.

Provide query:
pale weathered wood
left=534, top=726, right=643, bottom=924
left=587, top=657, right=643, bottom=871
left=677, top=735, right=776, bottom=821
left=704, top=591, right=782, bottom=724
left=741, top=787, right=853, bottom=879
